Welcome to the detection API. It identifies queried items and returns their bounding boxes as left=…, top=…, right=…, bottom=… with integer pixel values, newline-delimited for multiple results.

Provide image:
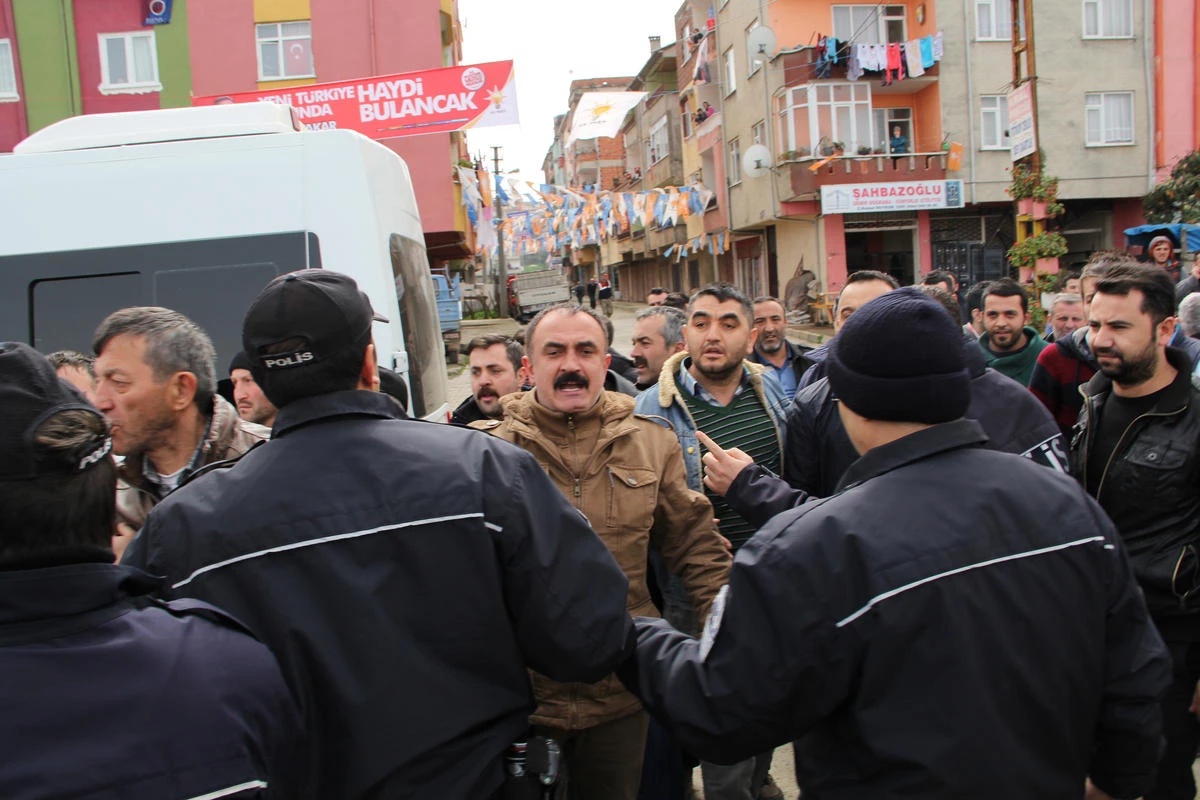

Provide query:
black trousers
left=1147, top=639, right=1200, bottom=800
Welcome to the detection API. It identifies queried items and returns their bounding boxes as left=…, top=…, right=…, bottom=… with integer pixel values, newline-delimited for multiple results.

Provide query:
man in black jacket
left=123, top=270, right=635, bottom=799
left=747, top=295, right=812, bottom=399
left=450, top=333, right=524, bottom=425
left=622, top=288, right=1170, bottom=800
left=1070, top=263, right=1200, bottom=800
left=0, top=342, right=302, bottom=799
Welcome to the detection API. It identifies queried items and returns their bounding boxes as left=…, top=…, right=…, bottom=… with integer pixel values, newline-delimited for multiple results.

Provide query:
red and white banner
left=194, top=61, right=519, bottom=139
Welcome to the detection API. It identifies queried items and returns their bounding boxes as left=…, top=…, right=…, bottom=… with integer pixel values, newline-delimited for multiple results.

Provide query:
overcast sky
left=459, top=0, right=679, bottom=184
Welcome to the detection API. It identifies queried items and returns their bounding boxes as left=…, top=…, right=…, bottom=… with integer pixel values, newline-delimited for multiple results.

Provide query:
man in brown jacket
left=91, top=307, right=269, bottom=553
left=473, top=304, right=730, bottom=800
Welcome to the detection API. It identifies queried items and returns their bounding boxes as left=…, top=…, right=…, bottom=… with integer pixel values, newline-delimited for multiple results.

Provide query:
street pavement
left=446, top=300, right=803, bottom=799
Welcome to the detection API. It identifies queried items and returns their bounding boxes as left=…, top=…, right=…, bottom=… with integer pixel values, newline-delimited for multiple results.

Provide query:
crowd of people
left=2, top=244, right=1200, bottom=800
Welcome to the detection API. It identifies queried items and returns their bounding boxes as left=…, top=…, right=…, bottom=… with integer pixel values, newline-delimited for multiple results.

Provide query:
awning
left=1123, top=223, right=1200, bottom=253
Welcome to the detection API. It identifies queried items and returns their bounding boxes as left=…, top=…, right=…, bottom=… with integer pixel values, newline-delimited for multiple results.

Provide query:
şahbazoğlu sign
left=820, top=180, right=965, bottom=214
left=193, top=61, right=518, bottom=139
left=1007, top=82, right=1037, bottom=162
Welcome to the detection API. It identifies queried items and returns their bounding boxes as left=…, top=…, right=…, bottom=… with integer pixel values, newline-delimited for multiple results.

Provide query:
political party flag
left=568, top=91, right=646, bottom=142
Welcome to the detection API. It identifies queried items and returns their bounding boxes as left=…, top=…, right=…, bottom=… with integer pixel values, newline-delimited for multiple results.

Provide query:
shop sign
left=1007, top=83, right=1037, bottom=162
left=820, top=180, right=964, bottom=214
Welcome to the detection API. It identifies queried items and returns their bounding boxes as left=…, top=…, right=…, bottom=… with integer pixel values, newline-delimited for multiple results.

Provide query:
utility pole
left=1011, top=0, right=1044, bottom=263
left=1010, top=0, right=1041, bottom=177
left=491, top=145, right=507, bottom=317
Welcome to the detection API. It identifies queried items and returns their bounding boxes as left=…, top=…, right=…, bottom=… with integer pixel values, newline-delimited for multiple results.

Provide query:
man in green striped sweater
left=635, top=282, right=789, bottom=800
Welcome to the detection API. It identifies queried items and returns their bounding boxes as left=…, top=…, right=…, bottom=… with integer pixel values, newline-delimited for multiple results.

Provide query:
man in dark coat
left=0, top=342, right=302, bottom=799
left=620, top=288, right=1170, bottom=800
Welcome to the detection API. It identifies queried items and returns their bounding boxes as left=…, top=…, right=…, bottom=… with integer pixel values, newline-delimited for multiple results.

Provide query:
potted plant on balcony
left=857, top=145, right=873, bottom=156
left=1006, top=231, right=1069, bottom=281
left=1007, top=163, right=1037, bottom=216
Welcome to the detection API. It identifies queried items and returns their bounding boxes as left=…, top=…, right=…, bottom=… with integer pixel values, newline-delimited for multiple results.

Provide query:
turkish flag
left=285, top=40, right=312, bottom=76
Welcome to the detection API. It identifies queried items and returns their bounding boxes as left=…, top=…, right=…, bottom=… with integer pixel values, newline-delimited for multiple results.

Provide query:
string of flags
left=456, top=167, right=731, bottom=261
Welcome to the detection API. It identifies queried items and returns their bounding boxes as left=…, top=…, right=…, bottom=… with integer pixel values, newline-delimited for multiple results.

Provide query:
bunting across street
left=457, top=168, right=729, bottom=261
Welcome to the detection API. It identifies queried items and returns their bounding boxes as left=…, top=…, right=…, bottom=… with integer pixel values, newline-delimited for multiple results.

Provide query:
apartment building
left=658, top=0, right=1161, bottom=298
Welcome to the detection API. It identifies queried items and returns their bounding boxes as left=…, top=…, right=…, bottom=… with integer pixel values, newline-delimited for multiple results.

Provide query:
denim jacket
left=634, top=351, right=790, bottom=491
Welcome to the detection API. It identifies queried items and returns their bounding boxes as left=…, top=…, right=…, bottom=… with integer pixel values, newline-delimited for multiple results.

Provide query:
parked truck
left=506, top=269, right=571, bottom=322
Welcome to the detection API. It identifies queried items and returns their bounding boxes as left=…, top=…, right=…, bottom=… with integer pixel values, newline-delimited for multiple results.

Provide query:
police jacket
left=625, top=420, right=1171, bottom=800
left=0, top=555, right=302, bottom=799
left=123, top=390, right=634, bottom=799
left=1071, top=346, right=1200, bottom=639
left=726, top=336, right=1068, bottom=526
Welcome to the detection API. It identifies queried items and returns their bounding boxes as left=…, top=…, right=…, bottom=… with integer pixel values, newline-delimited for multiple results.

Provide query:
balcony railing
left=782, top=151, right=948, bottom=201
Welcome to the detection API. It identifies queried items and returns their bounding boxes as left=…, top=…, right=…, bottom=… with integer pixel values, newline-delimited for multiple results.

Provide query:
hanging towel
left=905, top=40, right=925, bottom=77
left=886, top=42, right=902, bottom=82
left=932, top=31, right=944, bottom=59
left=920, top=36, right=935, bottom=68
left=826, top=35, right=838, bottom=64
left=847, top=45, right=863, bottom=81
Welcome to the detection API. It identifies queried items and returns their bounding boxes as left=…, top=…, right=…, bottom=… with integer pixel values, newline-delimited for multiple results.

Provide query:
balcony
left=781, top=49, right=939, bottom=96
left=782, top=151, right=948, bottom=201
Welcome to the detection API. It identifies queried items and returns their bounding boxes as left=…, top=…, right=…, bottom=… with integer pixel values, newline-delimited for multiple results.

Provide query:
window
left=752, top=120, right=765, bottom=145
left=815, top=83, right=873, bottom=153
left=256, top=21, right=314, bottom=80
left=777, top=82, right=875, bottom=155
left=0, top=39, right=16, bottom=100
left=976, top=0, right=1025, bottom=40
left=681, top=106, right=693, bottom=139
left=729, top=137, right=742, bottom=184
left=724, top=47, right=736, bottom=96
left=872, top=106, right=912, bottom=151
left=1084, top=0, right=1133, bottom=37
left=1086, top=92, right=1134, bottom=145
left=832, top=5, right=906, bottom=45
left=979, top=95, right=1010, bottom=149
left=98, top=32, right=160, bottom=93
left=747, top=19, right=763, bottom=75
left=647, top=117, right=669, bottom=165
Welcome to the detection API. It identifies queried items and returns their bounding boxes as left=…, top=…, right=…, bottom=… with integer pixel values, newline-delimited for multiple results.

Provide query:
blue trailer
left=431, top=268, right=462, bottom=362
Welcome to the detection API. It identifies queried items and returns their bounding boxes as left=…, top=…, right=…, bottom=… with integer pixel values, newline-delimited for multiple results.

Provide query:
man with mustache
left=977, top=278, right=1047, bottom=386
left=451, top=334, right=524, bottom=425
left=634, top=283, right=789, bottom=800
left=471, top=304, right=730, bottom=800
left=1070, top=263, right=1200, bottom=800
left=630, top=305, right=686, bottom=391
left=748, top=295, right=813, bottom=399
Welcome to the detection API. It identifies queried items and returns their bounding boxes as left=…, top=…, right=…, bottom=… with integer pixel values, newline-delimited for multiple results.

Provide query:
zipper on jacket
left=1095, top=407, right=1185, bottom=501
left=567, top=415, right=582, bottom=500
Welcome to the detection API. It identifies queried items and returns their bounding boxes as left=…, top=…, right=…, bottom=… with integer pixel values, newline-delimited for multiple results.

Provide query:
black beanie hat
left=228, top=350, right=254, bottom=375
left=826, top=287, right=969, bottom=424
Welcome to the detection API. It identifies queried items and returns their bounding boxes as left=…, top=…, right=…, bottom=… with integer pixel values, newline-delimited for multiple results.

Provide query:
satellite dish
left=746, top=26, right=778, bottom=57
left=742, top=144, right=773, bottom=179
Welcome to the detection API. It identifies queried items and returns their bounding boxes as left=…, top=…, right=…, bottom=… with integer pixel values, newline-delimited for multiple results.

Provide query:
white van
left=0, top=103, right=448, bottom=419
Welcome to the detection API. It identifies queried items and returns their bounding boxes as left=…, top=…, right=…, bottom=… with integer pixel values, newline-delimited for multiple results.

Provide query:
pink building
left=1155, top=0, right=1200, bottom=178
left=188, top=0, right=473, bottom=263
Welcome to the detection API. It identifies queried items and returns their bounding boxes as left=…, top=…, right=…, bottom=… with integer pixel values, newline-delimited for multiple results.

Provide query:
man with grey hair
left=92, top=307, right=269, bottom=543
left=1046, top=293, right=1085, bottom=343
left=1180, top=292, right=1200, bottom=339
left=630, top=305, right=686, bottom=390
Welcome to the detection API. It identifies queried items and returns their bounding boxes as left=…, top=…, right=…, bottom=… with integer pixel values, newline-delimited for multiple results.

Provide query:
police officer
left=621, top=289, right=1170, bottom=799
left=123, top=270, right=634, bottom=799
left=0, top=342, right=303, bottom=798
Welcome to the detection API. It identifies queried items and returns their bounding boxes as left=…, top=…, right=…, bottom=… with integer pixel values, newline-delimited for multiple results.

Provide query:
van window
left=390, top=233, right=443, bottom=419
left=2, top=232, right=320, bottom=365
